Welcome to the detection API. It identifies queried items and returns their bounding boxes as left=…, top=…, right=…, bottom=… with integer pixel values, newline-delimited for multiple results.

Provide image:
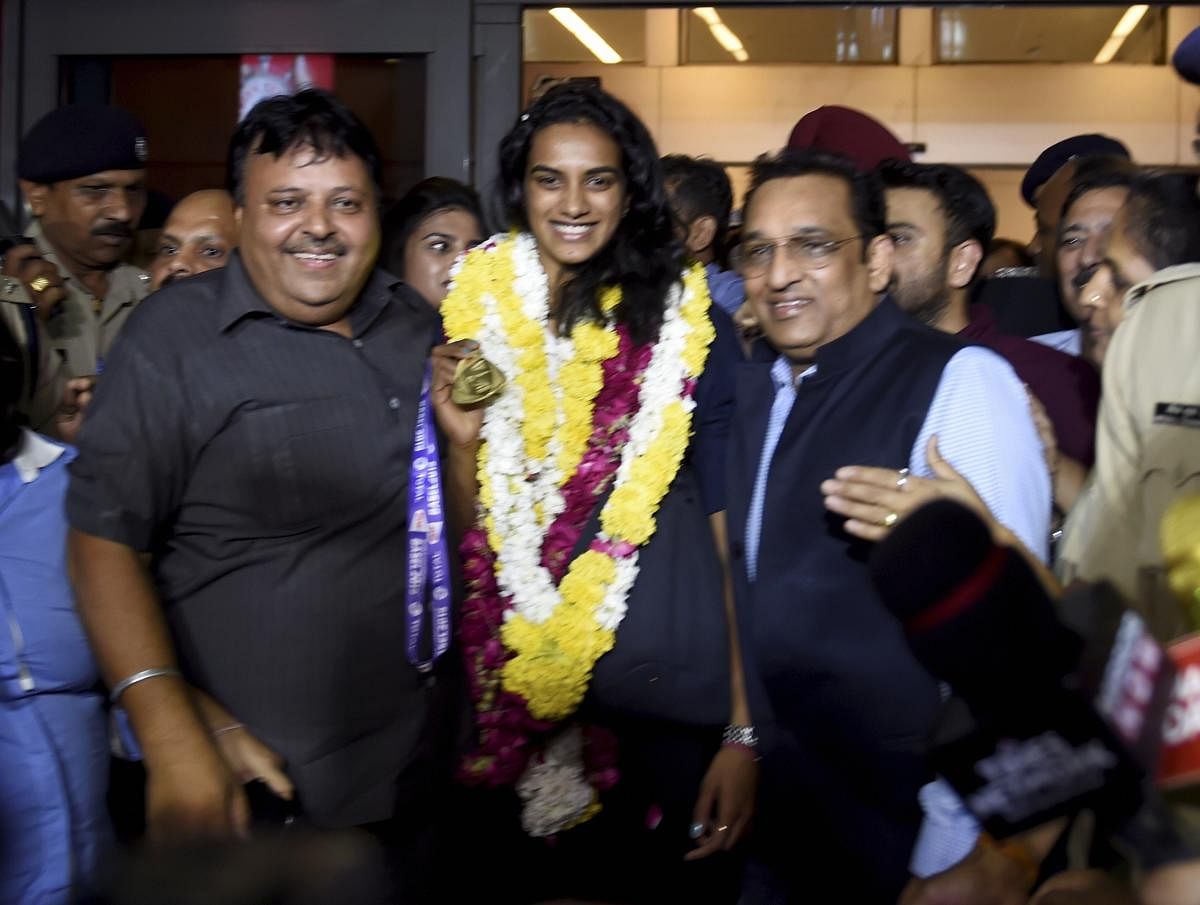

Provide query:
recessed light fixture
left=549, top=8, right=622, bottom=65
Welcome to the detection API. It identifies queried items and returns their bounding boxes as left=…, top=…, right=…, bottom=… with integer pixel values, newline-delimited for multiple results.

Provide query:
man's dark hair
left=878, top=160, right=996, bottom=253
left=0, top=318, right=24, bottom=465
left=743, top=149, right=886, bottom=256
left=1121, top=170, right=1200, bottom=270
left=497, top=81, right=680, bottom=345
left=381, top=177, right=484, bottom=276
left=661, top=154, right=734, bottom=251
left=226, top=89, right=382, bottom=205
left=1060, top=155, right=1136, bottom=225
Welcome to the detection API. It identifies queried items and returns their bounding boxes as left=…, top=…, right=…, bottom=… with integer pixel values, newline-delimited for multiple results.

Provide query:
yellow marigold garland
left=445, top=239, right=715, bottom=723
left=441, top=236, right=620, bottom=509
left=501, top=263, right=714, bottom=721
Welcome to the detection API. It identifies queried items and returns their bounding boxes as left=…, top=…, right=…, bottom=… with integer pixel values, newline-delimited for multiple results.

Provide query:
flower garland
left=442, top=232, right=714, bottom=835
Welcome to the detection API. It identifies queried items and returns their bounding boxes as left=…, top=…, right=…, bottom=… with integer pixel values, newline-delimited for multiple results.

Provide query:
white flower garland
left=474, top=236, right=699, bottom=631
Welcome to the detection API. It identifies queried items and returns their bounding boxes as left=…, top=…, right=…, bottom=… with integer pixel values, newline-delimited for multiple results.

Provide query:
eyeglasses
left=732, top=234, right=864, bottom=277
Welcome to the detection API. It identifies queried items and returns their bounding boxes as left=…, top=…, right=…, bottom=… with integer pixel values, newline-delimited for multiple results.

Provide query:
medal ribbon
left=406, top=365, right=452, bottom=671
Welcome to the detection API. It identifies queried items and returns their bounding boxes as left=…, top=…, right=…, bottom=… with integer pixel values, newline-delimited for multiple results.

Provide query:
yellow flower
left=472, top=247, right=718, bottom=724
left=440, top=243, right=496, bottom=340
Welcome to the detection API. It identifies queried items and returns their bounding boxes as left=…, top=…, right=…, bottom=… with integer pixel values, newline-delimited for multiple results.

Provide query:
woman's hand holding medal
left=430, top=339, right=504, bottom=446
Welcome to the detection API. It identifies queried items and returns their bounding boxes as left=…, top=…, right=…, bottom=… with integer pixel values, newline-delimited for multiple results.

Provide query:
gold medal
left=451, top=353, right=507, bottom=406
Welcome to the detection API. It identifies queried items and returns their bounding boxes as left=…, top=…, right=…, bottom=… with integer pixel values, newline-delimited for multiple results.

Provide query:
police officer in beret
left=15, top=104, right=152, bottom=384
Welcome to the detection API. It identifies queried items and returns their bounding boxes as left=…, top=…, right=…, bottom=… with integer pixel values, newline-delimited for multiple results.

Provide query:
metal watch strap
left=722, top=723, right=758, bottom=748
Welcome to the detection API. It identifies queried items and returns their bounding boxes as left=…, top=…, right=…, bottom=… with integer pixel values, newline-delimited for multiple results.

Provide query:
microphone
left=869, top=501, right=1176, bottom=840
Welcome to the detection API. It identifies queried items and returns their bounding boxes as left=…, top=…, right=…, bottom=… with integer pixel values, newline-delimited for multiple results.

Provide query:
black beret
left=18, top=104, right=148, bottom=184
left=1174, top=27, right=1200, bottom=86
left=1020, top=134, right=1130, bottom=207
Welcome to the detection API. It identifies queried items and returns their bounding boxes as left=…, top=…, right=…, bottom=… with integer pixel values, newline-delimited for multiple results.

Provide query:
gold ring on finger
left=29, top=276, right=50, bottom=293
left=716, top=825, right=729, bottom=833
left=883, top=511, right=899, bottom=528
left=895, top=468, right=909, bottom=490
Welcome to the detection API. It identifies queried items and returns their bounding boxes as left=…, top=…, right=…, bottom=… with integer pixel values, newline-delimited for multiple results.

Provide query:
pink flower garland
left=458, top=324, right=653, bottom=791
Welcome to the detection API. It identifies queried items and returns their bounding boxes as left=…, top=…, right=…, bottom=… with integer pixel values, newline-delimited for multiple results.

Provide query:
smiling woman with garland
left=431, top=82, right=755, bottom=904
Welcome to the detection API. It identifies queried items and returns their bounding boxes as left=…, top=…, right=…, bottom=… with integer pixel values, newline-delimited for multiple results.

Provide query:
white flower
left=477, top=236, right=703, bottom=663
left=515, top=725, right=597, bottom=837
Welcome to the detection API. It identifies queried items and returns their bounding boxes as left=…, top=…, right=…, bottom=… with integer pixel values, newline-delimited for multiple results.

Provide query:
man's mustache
left=284, top=241, right=347, bottom=256
left=91, top=223, right=134, bottom=239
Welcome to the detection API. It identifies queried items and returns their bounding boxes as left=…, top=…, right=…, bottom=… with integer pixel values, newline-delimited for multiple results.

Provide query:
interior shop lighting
left=1094, top=5, right=1150, bottom=64
left=549, top=8, right=623, bottom=64
left=693, top=7, right=750, bottom=62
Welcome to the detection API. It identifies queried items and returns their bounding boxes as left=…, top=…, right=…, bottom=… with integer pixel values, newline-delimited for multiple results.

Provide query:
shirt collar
left=770, top=355, right=816, bottom=390
left=12, top=428, right=65, bottom=483
left=1124, top=262, right=1200, bottom=312
left=217, top=251, right=407, bottom=336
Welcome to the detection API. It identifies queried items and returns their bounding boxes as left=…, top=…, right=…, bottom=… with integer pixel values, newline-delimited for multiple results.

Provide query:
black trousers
left=448, top=717, right=742, bottom=905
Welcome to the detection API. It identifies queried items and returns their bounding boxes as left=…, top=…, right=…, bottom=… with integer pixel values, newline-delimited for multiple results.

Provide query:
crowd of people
left=1, top=60, right=1199, bottom=905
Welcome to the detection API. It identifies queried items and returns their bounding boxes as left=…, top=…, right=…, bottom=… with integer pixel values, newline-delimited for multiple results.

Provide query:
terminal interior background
left=1, top=1, right=1199, bottom=247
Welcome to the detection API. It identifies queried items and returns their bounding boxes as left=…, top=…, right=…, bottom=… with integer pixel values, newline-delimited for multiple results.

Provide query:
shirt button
left=388, top=397, right=401, bottom=410
left=352, top=339, right=364, bottom=349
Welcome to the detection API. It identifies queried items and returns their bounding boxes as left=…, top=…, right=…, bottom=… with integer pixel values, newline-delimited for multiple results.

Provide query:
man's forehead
left=249, top=139, right=361, bottom=170
left=244, top=145, right=370, bottom=188
left=1063, top=187, right=1128, bottom=228
left=163, top=215, right=233, bottom=237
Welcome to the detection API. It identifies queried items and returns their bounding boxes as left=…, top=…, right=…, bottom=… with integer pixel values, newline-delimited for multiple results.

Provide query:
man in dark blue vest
left=728, top=150, right=1050, bottom=903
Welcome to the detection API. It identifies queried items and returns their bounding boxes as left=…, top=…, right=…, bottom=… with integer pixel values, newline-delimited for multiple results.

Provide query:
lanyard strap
left=405, top=366, right=451, bottom=671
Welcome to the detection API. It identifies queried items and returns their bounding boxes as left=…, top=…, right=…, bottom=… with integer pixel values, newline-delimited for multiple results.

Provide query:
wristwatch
left=722, top=723, right=758, bottom=749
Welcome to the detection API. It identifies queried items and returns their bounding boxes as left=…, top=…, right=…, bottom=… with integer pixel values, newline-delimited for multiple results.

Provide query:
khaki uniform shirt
left=0, top=275, right=61, bottom=432
left=28, top=220, right=150, bottom=378
left=1059, top=263, right=1200, bottom=639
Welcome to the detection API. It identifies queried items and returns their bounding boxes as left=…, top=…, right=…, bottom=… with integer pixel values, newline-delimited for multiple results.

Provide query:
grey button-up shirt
left=67, top=251, right=442, bottom=827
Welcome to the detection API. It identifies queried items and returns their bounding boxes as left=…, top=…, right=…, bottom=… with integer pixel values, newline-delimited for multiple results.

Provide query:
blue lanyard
left=405, top=366, right=451, bottom=671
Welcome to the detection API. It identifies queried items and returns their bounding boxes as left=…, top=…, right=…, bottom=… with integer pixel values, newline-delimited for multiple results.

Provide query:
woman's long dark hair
left=381, top=177, right=484, bottom=276
left=496, top=82, right=681, bottom=345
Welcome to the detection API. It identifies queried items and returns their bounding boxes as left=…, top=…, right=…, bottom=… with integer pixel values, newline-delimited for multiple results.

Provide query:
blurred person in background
left=148, top=190, right=238, bottom=292
left=1059, top=170, right=1200, bottom=637
left=1033, top=157, right=1134, bottom=357
left=879, top=159, right=1099, bottom=472
left=662, top=154, right=743, bottom=316
left=0, top=318, right=112, bottom=905
left=1021, top=134, right=1130, bottom=282
left=16, top=104, right=152, bottom=379
left=380, top=176, right=483, bottom=309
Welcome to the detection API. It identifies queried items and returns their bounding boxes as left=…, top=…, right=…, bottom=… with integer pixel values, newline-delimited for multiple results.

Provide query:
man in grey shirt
left=68, top=90, right=447, bottom=902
